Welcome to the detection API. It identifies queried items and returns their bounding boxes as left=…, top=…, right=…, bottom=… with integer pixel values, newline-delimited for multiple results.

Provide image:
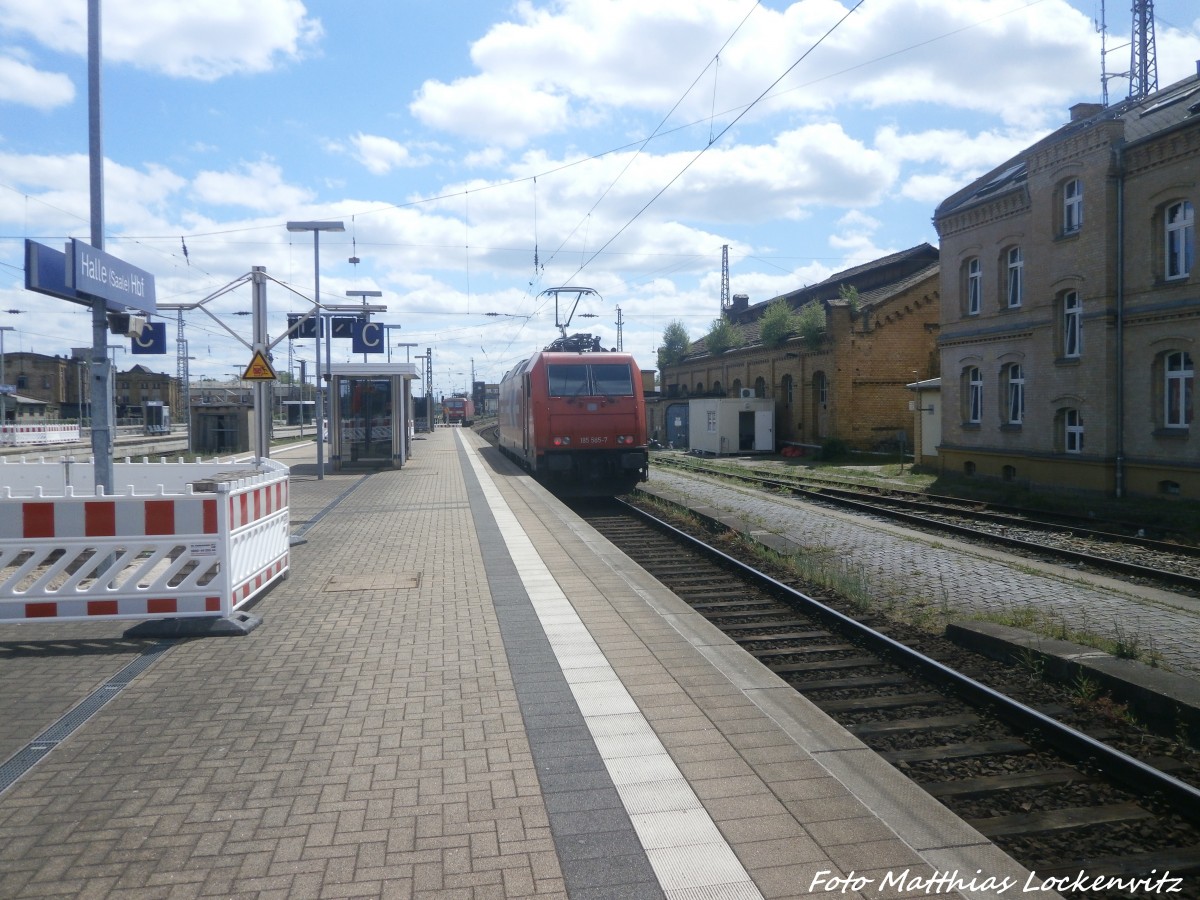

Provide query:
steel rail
left=616, top=496, right=1200, bottom=824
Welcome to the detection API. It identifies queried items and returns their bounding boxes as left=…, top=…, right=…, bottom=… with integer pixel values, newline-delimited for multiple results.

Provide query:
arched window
left=964, top=366, right=982, bottom=424
left=1006, top=246, right=1023, bottom=308
left=712, top=380, right=723, bottom=396
left=965, top=257, right=981, bottom=315
left=781, top=374, right=793, bottom=406
left=695, top=382, right=704, bottom=395
left=1004, top=363, right=1025, bottom=425
left=814, top=372, right=828, bottom=407
left=753, top=376, right=766, bottom=398
left=1060, top=408, right=1084, bottom=453
left=1165, top=350, right=1194, bottom=428
left=731, top=379, right=742, bottom=398
left=1062, top=178, right=1082, bottom=234
left=1062, top=290, right=1081, bottom=358
left=1166, top=200, right=1194, bottom=280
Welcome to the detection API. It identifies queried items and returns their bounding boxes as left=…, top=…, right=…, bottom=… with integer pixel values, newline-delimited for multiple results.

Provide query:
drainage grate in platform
left=0, top=641, right=173, bottom=796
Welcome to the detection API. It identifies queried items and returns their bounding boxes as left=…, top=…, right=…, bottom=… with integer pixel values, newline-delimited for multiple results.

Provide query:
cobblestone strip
left=647, top=470, right=1200, bottom=679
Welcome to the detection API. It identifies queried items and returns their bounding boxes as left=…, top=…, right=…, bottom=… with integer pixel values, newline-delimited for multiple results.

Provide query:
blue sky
left=2, top=0, right=1199, bottom=398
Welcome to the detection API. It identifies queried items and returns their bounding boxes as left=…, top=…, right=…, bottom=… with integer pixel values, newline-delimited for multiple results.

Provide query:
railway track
left=652, top=455, right=1200, bottom=596
left=578, top=498, right=1200, bottom=896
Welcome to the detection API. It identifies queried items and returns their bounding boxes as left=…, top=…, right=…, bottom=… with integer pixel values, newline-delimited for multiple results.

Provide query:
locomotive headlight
left=616, top=435, right=633, bottom=445
left=552, top=436, right=571, bottom=447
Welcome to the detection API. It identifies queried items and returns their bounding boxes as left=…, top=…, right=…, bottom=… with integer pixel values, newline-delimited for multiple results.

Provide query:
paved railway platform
left=0, top=427, right=1050, bottom=899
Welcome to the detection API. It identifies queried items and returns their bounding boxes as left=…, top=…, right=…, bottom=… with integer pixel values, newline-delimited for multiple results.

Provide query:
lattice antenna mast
left=1129, top=0, right=1158, bottom=100
left=175, top=309, right=190, bottom=426
left=720, top=244, right=730, bottom=314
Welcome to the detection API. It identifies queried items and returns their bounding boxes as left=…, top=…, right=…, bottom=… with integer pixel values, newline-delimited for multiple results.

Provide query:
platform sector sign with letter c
left=130, top=321, right=167, bottom=354
left=352, top=321, right=383, bottom=355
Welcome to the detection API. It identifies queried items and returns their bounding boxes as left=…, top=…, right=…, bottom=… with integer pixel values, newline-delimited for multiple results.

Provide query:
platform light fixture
left=286, top=220, right=345, bottom=478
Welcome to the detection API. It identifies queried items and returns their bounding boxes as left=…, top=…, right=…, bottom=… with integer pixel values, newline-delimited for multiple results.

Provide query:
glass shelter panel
left=338, top=377, right=393, bottom=464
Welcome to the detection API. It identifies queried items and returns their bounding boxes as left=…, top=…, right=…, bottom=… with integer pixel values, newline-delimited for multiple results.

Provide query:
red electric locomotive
left=498, top=332, right=649, bottom=496
left=443, top=395, right=475, bottom=426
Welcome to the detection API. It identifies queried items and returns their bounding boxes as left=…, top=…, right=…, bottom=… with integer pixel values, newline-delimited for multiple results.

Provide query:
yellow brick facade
left=658, top=246, right=940, bottom=453
left=934, top=78, right=1199, bottom=500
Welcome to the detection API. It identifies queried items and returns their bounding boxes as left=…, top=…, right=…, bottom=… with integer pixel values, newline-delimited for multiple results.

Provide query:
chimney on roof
left=1070, top=102, right=1105, bottom=122
left=731, top=293, right=749, bottom=313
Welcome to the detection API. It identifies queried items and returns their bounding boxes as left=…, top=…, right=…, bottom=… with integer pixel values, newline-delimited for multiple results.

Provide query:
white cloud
left=191, top=159, right=312, bottom=212
left=348, top=133, right=421, bottom=175
left=409, top=0, right=1111, bottom=146
left=0, top=151, right=186, bottom=231
left=874, top=124, right=1046, bottom=204
left=0, top=0, right=322, bottom=80
left=0, top=54, right=74, bottom=109
left=412, top=75, right=572, bottom=146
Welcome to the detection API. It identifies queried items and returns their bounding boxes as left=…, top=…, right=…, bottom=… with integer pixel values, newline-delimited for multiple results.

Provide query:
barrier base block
left=124, top=611, right=262, bottom=639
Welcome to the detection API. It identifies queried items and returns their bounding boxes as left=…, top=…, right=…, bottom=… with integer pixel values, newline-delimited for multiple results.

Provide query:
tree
left=838, top=283, right=861, bottom=314
left=758, top=297, right=797, bottom=348
left=796, top=301, right=826, bottom=350
left=657, top=320, right=691, bottom=370
left=704, top=317, right=743, bottom=355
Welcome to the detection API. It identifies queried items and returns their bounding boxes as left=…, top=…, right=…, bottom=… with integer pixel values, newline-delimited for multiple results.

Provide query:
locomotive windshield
left=547, top=363, right=634, bottom=398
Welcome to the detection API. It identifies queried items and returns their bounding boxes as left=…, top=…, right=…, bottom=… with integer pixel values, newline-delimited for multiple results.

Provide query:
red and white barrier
left=0, top=423, right=81, bottom=447
left=0, top=456, right=289, bottom=624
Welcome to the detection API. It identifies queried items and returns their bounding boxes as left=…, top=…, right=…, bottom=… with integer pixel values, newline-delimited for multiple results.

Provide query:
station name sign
left=66, top=239, right=156, bottom=313
left=24, top=239, right=157, bottom=315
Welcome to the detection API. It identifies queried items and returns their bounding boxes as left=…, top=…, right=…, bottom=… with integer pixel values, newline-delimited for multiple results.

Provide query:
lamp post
left=287, top=220, right=345, bottom=478
left=0, top=325, right=14, bottom=437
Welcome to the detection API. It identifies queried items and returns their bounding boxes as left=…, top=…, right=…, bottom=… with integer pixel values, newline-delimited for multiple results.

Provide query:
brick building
left=2, top=352, right=83, bottom=420
left=658, top=244, right=940, bottom=452
left=2, top=351, right=181, bottom=424
left=933, top=70, right=1199, bottom=499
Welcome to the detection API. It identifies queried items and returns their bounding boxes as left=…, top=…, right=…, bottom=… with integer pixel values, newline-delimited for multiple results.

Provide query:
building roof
left=936, top=71, right=1200, bottom=220
left=748, top=243, right=938, bottom=317
left=684, top=247, right=939, bottom=359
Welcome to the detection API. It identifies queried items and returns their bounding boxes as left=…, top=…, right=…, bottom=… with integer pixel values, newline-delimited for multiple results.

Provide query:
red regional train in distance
left=498, top=331, right=649, bottom=497
left=443, top=395, right=475, bottom=426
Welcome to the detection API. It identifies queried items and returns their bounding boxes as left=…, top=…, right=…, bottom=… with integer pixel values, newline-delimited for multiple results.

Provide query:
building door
left=755, top=410, right=773, bottom=451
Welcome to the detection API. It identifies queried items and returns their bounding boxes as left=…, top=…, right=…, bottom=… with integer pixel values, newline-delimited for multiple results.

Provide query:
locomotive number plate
left=580, top=436, right=609, bottom=445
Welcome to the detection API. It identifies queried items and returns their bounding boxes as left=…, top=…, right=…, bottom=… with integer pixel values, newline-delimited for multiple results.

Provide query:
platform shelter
left=328, top=363, right=419, bottom=470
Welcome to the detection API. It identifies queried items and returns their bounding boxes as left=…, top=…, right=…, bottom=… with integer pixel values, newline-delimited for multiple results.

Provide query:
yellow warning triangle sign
left=242, top=350, right=278, bottom=381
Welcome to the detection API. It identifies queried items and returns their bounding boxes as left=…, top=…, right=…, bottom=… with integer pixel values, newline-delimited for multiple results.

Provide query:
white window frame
left=1064, top=408, right=1083, bottom=453
left=817, top=372, right=828, bottom=406
left=706, top=409, right=718, bottom=433
left=1166, top=200, right=1194, bottom=280
left=1166, top=351, right=1194, bottom=428
left=966, top=367, right=982, bottom=424
left=966, top=258, right=981, bottom=315
left=1006, top=246, right=1023, bottom=308
left=1006, top=363, right=1025, bottom=425
left=1063, top=178, right=1082, bottom=234
left=1063, top=290, right=1082, bottom=358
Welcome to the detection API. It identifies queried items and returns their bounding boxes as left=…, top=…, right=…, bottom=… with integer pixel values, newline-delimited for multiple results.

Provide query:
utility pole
left=88, top=0, right=114, bottom=493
